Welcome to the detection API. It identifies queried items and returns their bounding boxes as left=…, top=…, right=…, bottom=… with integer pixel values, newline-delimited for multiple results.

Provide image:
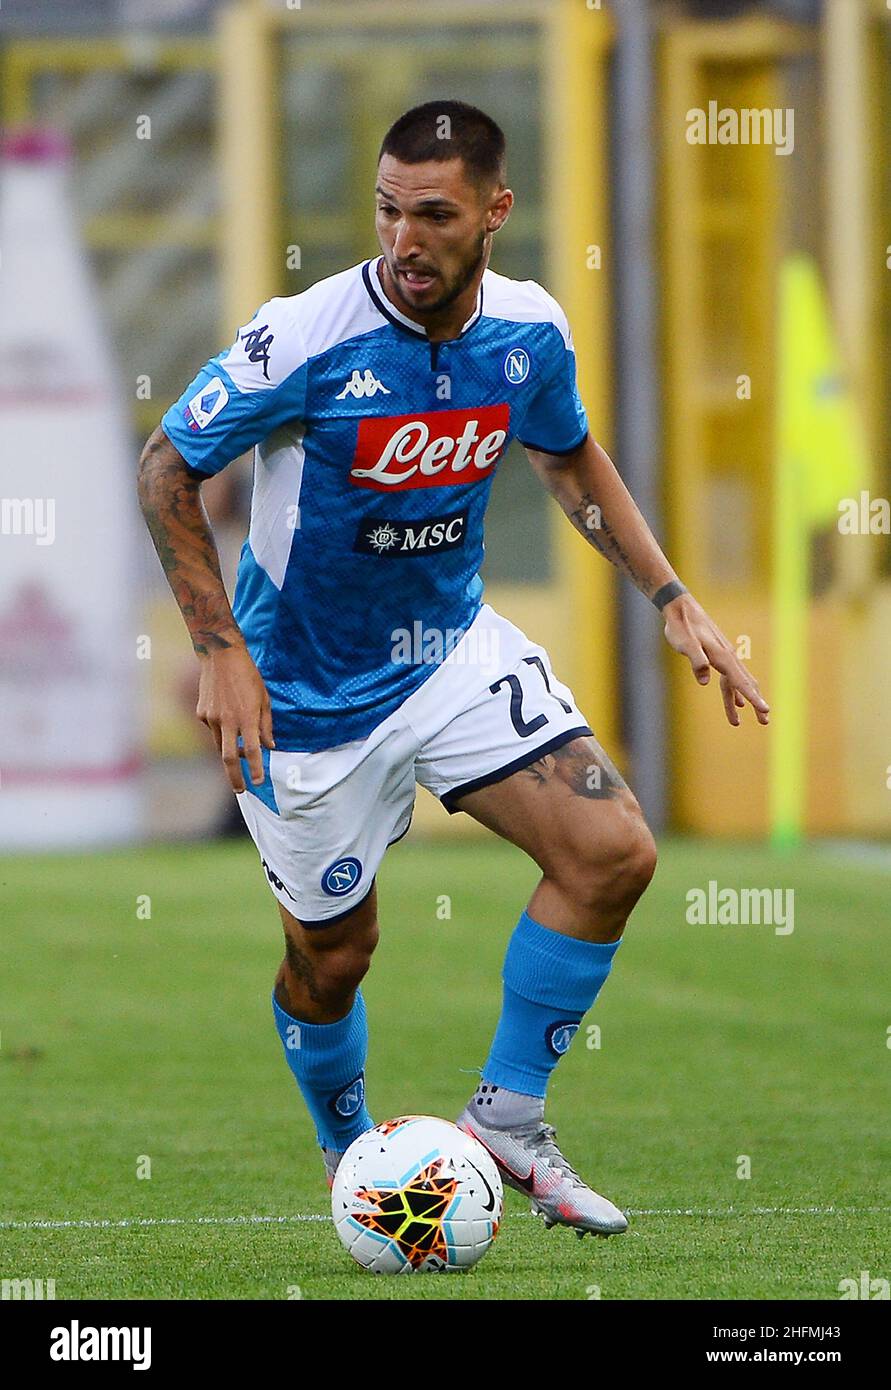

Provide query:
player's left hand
left=661, top=593, right=769, bottom=727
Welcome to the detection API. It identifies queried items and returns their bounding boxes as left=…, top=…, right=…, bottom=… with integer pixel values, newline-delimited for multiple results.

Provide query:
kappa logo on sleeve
left=183, top=376, right=230, bottom=432
left=239, top=323, right=274, bottom=380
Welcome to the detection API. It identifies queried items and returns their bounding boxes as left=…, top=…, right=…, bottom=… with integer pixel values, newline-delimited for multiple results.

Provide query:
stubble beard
left=389, top=229, right=488, bottom=319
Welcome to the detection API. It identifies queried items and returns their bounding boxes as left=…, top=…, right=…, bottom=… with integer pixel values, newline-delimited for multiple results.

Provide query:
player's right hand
left=195, top=644, right=275, bottom=792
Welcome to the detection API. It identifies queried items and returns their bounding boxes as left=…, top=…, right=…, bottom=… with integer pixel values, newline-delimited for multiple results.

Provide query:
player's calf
left=272, top=893, right=380, bottom=1170
left=274, top=928, right=378, bottom=1023
left=275, top=897, right=380, bottom=1023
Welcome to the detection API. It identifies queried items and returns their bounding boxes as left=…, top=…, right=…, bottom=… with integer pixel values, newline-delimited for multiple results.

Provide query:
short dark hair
left=379, top=100, right=506, bottom=188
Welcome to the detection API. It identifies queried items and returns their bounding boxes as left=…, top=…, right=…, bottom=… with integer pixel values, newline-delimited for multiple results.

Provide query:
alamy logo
left=2, top=1277, right=56, bottom=1299
left=686, top=101, right=794, bottom=156
left=838, top=1270, right=889, bottom=1300
left=686, top=880, right=794, bottom=935
left=0, top=497, right=55, bottom=545
left=50, top=1321, right=151, bottom=1370
left=336, top=368, right=392, bottom=400
left=389, top=620, right=500, bottom=668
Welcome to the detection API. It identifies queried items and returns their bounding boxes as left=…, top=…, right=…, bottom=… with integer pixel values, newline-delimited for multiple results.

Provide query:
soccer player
left=138, top=101, right=769, bottom=1238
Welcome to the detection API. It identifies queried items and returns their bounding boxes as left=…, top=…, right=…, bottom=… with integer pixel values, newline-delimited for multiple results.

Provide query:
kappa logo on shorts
left=321, top=855, right=363, bottom=897
left=261, top=857, right=299, bottom=904
left=329, top=1072, right=366, bottom=1118
left=546, top=1021, right=580, bottom=1057
left=353, top=508, right=468, bottom=557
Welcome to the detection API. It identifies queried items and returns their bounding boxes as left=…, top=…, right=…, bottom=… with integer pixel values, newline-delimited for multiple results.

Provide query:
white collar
left=362, top=257, right=484, bottom=339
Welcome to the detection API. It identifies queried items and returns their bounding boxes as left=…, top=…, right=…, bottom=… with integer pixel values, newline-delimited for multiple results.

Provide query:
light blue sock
left=272, top=989, right=374, bottom=1152
left=482, top=910, right=622, bottom=1098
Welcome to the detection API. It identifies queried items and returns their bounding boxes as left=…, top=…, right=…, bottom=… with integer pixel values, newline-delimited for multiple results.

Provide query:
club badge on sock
left=328, top=1072, right=366, bottom=1119
left=545, top=1021, right=580, bottom=1057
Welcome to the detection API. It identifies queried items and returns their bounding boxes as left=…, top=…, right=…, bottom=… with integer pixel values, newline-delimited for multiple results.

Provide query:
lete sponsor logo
left=349, top=405, right=510, bottom=491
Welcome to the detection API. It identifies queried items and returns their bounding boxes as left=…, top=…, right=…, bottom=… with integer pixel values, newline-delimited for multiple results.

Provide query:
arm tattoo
left=137, top=427, right=242, bottom=655
left=522, top=735, right=627, bottom=801
left=568, top=490, right=657, bottom=600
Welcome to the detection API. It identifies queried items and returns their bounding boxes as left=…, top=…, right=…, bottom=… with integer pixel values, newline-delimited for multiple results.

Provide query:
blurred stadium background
left=0, top=0, right=889, bottom=849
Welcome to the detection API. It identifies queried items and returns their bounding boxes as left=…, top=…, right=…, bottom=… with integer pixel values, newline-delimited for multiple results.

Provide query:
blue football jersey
left=161, top=257, right=588, bottom=751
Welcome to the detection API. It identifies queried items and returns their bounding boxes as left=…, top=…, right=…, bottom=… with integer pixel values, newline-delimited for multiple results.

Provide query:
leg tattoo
left=522, top=736, right=627, bottom=801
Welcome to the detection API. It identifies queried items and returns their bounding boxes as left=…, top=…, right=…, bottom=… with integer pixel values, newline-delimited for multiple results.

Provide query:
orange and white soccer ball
left=331, top=1115, right=503, bottom=1273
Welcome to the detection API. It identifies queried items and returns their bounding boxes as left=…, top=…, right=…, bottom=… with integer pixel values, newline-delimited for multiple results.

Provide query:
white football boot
left=323, top=1146, right=344, bottom=1192
left=456, top=1106, right=628, bottom=1239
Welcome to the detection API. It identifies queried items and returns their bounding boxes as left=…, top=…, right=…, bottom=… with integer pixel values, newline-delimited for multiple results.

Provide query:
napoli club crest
left=546, top=1021, right=580, bottom=1057
left=321, top=855, right=363, bottom=897
left=329, top=1073, right=366, bottom=1118
left=503, top=347, right=530, bottom=384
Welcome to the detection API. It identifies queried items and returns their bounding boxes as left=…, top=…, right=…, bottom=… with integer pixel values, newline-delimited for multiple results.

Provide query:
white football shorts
left=235, top=602, right=592, bottom=925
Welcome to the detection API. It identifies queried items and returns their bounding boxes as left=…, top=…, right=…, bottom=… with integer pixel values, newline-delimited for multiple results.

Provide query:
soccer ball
left=331, top=1115, right=503, bottom=1273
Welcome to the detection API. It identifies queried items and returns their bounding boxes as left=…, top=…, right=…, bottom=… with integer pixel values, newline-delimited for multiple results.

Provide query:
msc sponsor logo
left=321, top=855, right=362, bottom=897
left=546, top=1021, right=579, bottom=1057
left=329, top=1072, right=366, bottom=1119
left=353, top=508, right=467, bottom=557
left=349, top=405, right=510, bottom=491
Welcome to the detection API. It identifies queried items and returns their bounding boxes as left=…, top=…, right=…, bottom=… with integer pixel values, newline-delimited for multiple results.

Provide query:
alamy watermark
left=390, top=622, right=500, bottom=668
left=2, top=1276, right=56, bottom=1299
left=838, top=1270, right=889, bottom=1300
left=686, top=102, right=794, bottom=157
left=1, top=497, right=55, bottom=545
left=686, top=881, right=794, bottom=935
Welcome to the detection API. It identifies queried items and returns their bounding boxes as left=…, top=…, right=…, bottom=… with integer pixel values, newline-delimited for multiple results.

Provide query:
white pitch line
left=3, top=1206, right=890, bottom=1232
left=630, top=1206, right=891, bottom=1217
left=0, top=1215, right=330, bottom=1231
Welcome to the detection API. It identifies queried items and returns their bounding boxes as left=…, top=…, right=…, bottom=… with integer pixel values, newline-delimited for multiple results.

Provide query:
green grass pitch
left=1, top=833, right=889, bottom=1300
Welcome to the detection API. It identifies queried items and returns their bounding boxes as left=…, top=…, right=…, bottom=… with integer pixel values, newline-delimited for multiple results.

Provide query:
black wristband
left=653, top=580, right=687, bottom=611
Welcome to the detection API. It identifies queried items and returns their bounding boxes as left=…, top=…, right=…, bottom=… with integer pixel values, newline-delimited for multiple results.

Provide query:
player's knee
left=558, top=799, right=657, bottom=916
left=315, top=922, right=378, bottom=999
left=281, top=917, right=379, bottom=1011
left=320, top=932, right=378, bottom=999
